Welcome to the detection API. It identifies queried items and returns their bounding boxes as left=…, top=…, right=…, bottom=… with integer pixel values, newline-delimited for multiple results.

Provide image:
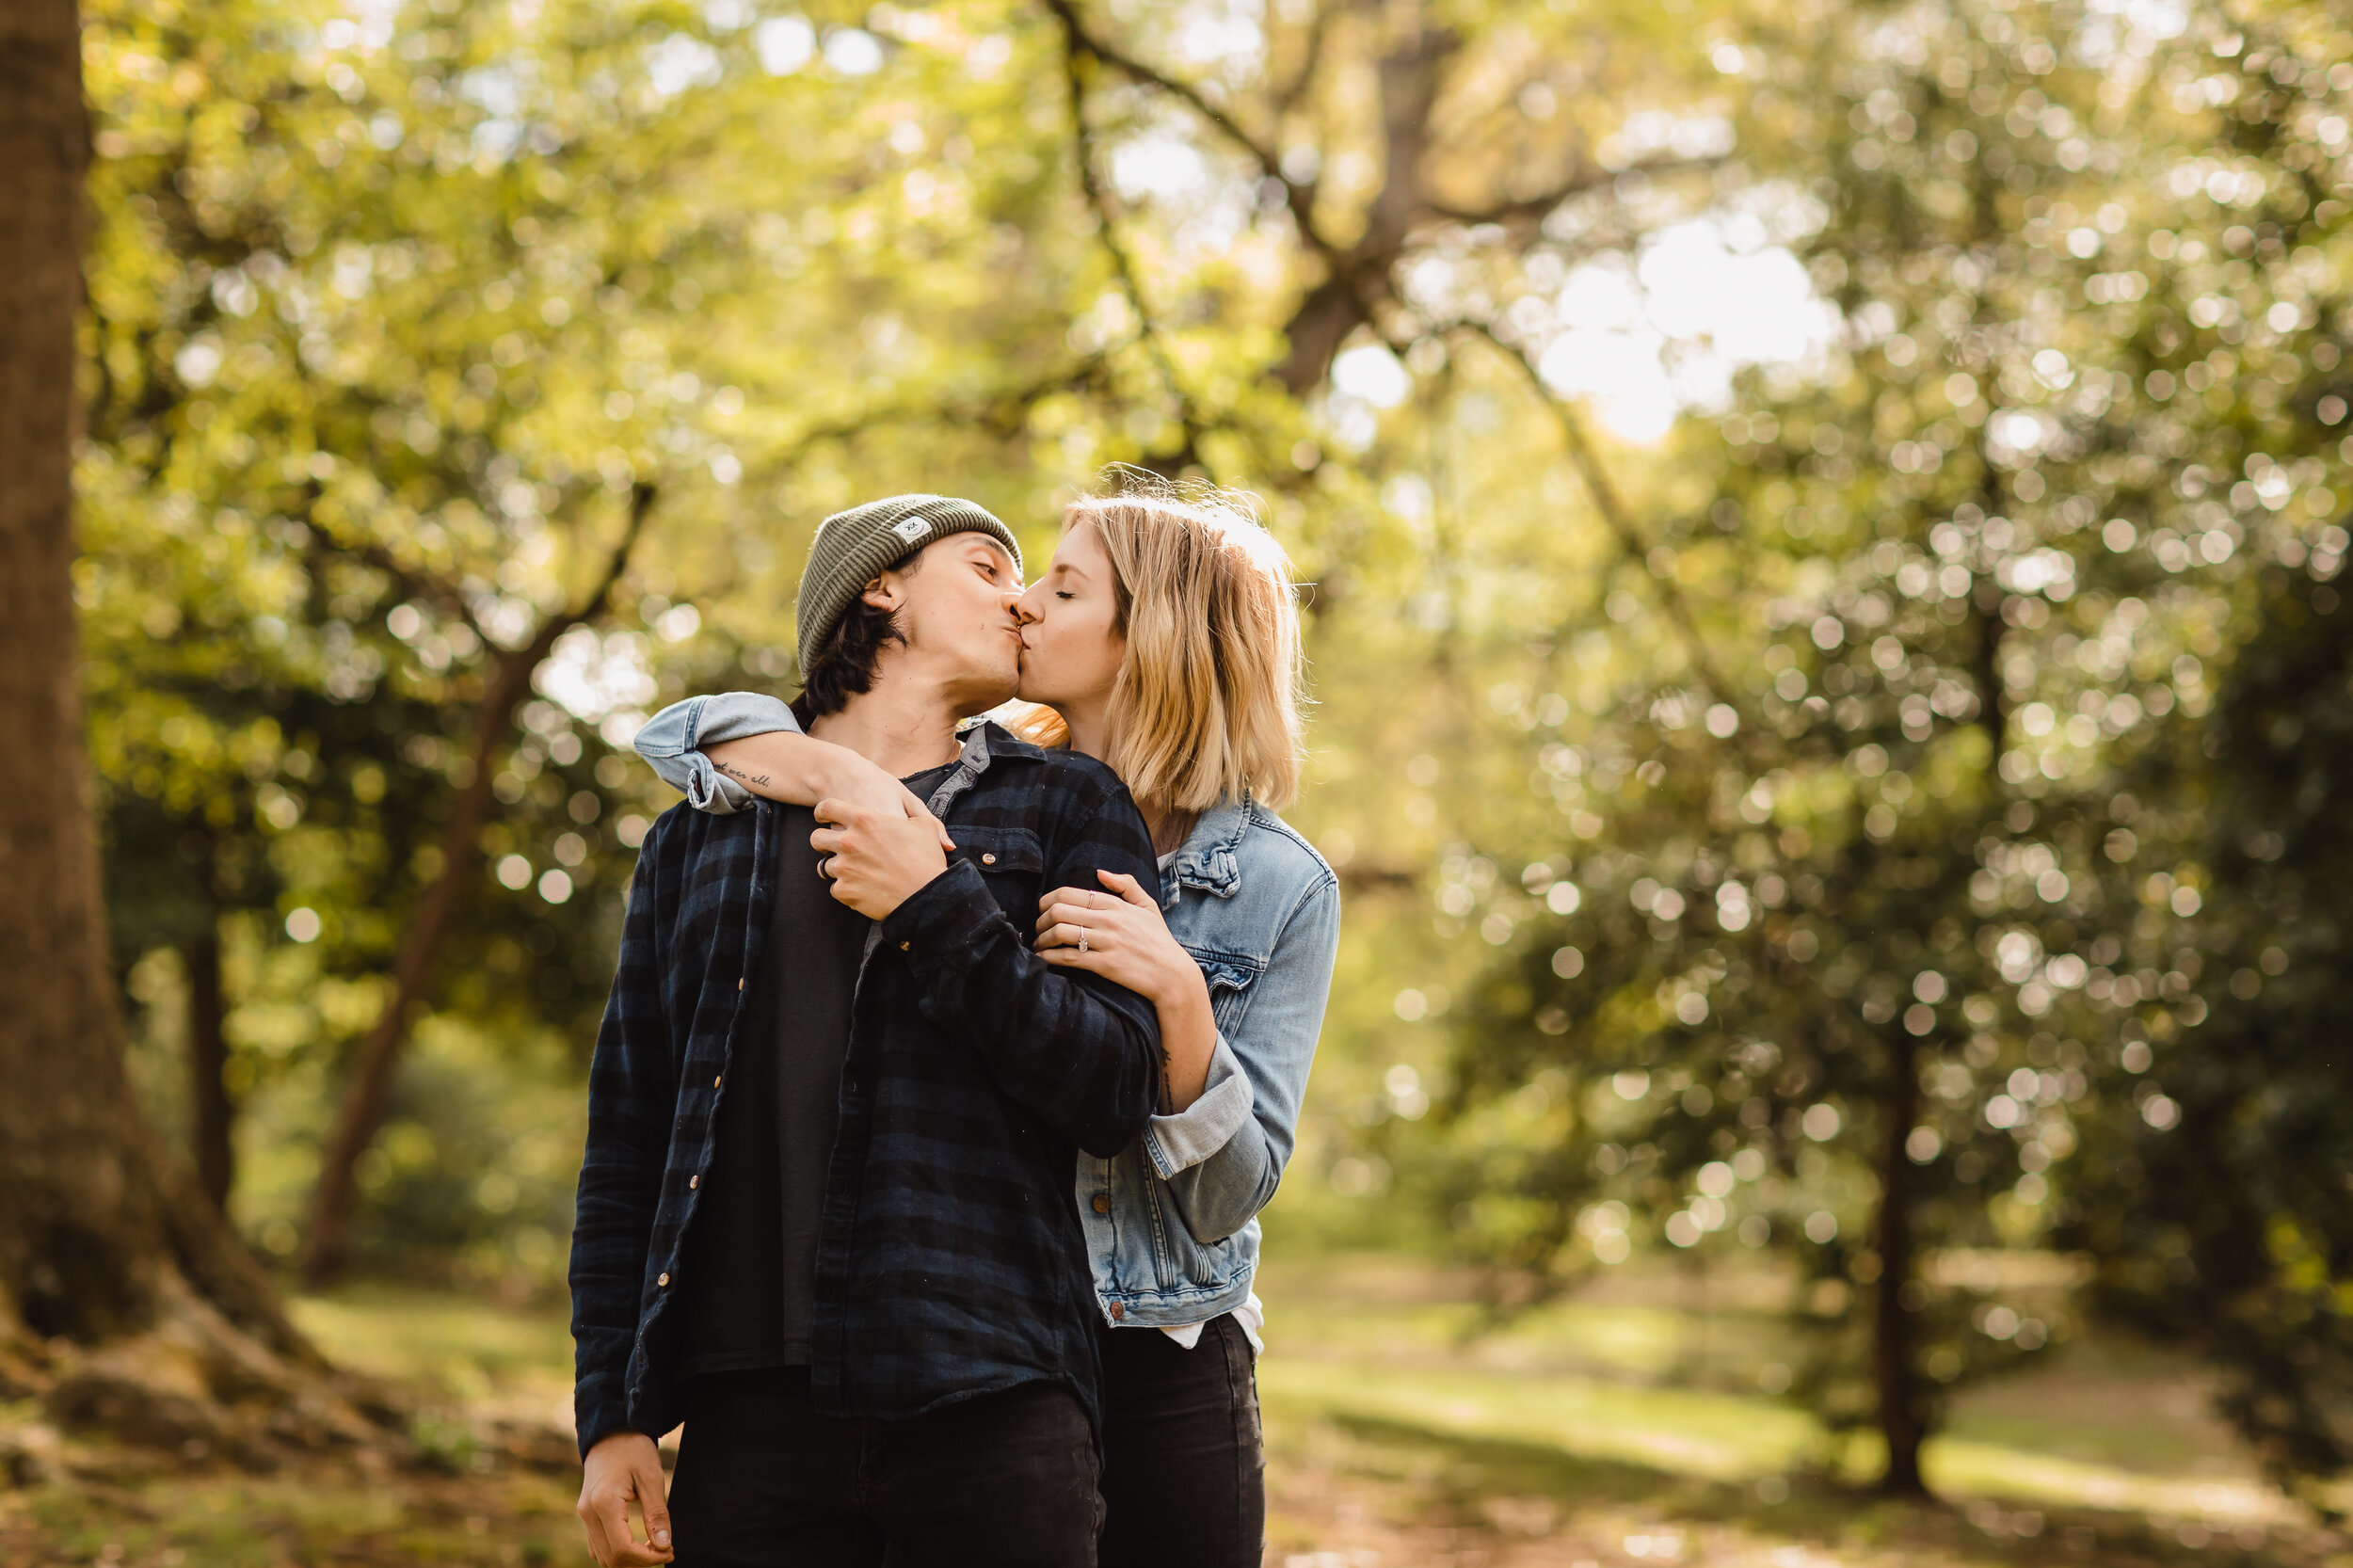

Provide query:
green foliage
left=2058, top=563, right=2353, bottom=1489
left=73, top=0, right=2353, bottom=1496
left=1421, top=0, right=2353, bottom=1489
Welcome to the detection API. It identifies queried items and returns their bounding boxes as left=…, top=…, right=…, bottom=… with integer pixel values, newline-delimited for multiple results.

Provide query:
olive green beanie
left=794, top=494, right=1023, bottom=675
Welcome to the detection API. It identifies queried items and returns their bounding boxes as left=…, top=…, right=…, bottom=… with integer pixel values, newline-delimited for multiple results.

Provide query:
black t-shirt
left=680, top=762, right=957, bottom=1378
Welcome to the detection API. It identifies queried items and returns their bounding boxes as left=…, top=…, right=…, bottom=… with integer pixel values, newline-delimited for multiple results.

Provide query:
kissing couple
left=569, top=477, right=1341, bottom=1566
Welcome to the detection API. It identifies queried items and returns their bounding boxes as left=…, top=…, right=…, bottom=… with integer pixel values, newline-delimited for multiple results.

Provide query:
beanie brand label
left=891, top=516, right=931, bottom=545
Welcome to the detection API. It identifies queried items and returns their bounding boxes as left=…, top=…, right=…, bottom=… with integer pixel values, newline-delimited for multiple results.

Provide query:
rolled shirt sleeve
left=632, top=692, right=803, bottom=814
left=1155, top=872, right=1342, bottom=1245
left=1140, top=1033, right=1257, bottom=1179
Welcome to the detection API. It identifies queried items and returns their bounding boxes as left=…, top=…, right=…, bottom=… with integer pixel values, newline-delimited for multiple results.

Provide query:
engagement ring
left=1078, top=927, right=1088, bottom=953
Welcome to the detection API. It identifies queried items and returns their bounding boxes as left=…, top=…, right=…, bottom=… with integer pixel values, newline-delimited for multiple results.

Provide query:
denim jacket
left=635, top=693, right=1341, bottom=1330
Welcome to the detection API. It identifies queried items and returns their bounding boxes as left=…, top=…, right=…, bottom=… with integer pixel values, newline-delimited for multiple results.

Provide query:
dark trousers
left=670, top=1368, right=1100, bottom=1567
left=1096, top=1314, right=1265, bottom=1568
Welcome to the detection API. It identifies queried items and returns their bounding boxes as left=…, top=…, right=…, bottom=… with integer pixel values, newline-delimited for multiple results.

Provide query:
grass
left=1250, top=1254, right=2339, bottom=1566
left=2, top=1257, right=2342, bottom=1566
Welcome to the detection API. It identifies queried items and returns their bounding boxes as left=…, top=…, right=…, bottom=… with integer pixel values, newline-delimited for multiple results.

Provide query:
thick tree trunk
left=186, top=929, right=233, bottom=1214
left=0, top=0, right=380, bottom=1464
left=1873, top=1031, right=1929, bottom=1496
left=0, top=0, right=153, bottom=1346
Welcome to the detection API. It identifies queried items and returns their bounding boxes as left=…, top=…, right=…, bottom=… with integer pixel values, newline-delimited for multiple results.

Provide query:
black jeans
left=1096, top=1314, right=1265, bottom=1568
left=669, top=1368, right=1100, bottom=1567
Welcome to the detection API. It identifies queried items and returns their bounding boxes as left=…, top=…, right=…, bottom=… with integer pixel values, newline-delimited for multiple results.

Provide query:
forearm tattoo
left=717, top=760, right=774, bottom=789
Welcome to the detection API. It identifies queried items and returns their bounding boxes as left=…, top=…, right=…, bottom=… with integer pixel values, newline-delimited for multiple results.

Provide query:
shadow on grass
left=1315, top=1409, right=2321, bottom=1568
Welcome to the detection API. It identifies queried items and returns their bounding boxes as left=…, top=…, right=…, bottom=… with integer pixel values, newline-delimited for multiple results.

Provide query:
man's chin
left=953, top=665, right=1022, bottom=718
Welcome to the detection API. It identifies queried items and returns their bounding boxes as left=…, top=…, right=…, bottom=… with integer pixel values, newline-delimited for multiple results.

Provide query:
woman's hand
left=1034, top=871, right=1189, bottom=997
left=1036, top=871, right=1215, bottom=1110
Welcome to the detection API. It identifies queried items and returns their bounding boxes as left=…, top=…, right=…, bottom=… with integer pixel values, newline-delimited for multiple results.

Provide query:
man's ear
left=859, top=572, right=900, bottom=612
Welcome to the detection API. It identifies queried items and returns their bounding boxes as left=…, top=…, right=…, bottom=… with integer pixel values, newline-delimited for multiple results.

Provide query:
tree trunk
left=299, top=482, right=651, bottom=1285
left=1873, top=1030, right=1929, bottom=1496
left=0, top=0, right=379, bottom=1463
left=299, top=644, right=547, bottom=1285
left=186, top=928, right=232, bottom=1214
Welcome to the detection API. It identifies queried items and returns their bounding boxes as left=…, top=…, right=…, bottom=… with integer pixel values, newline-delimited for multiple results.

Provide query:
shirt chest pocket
left=949, top=825, right=1046, bottom=907
left=1186, top=950, right=1265, bottom=1032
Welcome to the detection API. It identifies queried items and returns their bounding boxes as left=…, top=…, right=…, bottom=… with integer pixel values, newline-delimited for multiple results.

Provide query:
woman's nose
left=1012, top=589, right=1043, bottom=625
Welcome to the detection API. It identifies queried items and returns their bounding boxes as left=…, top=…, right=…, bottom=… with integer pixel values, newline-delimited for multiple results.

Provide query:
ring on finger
left=1078, top=924, right=1088, bottom=954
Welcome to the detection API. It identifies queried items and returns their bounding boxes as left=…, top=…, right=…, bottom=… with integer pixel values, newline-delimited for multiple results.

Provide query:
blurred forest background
left=13, top=0, right=2353, bottom=1560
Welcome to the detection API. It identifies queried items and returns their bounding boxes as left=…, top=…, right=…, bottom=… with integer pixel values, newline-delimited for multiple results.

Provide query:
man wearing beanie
left=573, top=496, right=1163, bottom=1567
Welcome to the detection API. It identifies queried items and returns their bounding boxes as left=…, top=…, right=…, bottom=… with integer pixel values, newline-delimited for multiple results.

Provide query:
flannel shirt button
left=713, top=1075, right=723, bottom=1088
left=1108, top=1302, right=1125, bottom=1320
left=658, top=1272, right=670, bottom=1288
left=1091, top=1193, right=1111, bottom=1214
left=738, top=977, right=745, bottom=991
left=688, top=1174, right=698, bottom=1190
left=899, top=940, right=910, bottom=952
left=981, top=853, right=997, bottom=865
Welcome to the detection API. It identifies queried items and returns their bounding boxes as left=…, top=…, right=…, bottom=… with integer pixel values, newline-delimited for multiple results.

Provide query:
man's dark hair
left=790, top=552, right=925, bottom=726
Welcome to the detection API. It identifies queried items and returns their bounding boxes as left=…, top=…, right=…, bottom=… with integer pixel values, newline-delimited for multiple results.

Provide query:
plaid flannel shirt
left=568, top=721, right=1164, bottom=1455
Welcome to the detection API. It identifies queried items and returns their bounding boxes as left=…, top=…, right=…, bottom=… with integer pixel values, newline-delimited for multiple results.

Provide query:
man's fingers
left=593, top=1490, right=644, bottom=1567
left=579, top=1501, right=615, bottom=1568
left=637, top=1461, right=673, bottom=1555
left=607, top=1480, right=674, bottom=1568
left=895, top=786, right=958, bottom=852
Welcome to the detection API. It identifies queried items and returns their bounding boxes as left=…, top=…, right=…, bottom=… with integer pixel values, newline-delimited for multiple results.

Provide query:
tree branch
left=731, top=364, right=1110, bottom=491
left=1462, top=321, right=1742, bottom=712
left=326, top=531, right=494, bottom=647
left=1039, top=0, right=1335, bottom=263
left=1038, top=0, right=1280, bottom=177
left=1269, top=0, right=1334, bottom=117
left=1055, top=17, right=1209, bottom=473
left=568, top=479, right=656, bottom=626
left=1422, top=153, right=1722, bottom=226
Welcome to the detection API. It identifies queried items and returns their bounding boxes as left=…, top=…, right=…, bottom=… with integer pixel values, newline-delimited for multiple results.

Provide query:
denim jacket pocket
left=1191, top=952, right=1263, bottom=1033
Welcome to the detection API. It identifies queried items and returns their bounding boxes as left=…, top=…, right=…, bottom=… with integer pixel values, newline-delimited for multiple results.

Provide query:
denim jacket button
left=1108, top=1302, right=1125, bottom=1320
left=1091, top=1192, right=1111, bottom=1214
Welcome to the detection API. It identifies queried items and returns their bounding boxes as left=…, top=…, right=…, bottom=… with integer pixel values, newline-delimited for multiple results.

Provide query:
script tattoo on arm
left=716, top=760, right=774, bottom=790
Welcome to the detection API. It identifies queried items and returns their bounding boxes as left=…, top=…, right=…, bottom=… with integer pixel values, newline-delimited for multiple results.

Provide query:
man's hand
left=808, top=747, right=957, bottom=855
left=577, top=1431, right=674, bottom=1567
left=810, top=799, right=952, bottom=920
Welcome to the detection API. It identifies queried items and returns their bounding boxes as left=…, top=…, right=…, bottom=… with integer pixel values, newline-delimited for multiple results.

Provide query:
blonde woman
left=633, top=481, right=1340, bottom=1567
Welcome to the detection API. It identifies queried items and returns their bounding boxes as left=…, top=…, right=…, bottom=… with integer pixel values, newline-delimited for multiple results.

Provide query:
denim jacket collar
left=1165, top=796, right=1253, bottom=904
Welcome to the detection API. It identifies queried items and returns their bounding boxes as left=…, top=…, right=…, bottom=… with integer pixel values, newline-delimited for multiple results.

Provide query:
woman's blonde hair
left=1009, top=475, right=1306, bottom=815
